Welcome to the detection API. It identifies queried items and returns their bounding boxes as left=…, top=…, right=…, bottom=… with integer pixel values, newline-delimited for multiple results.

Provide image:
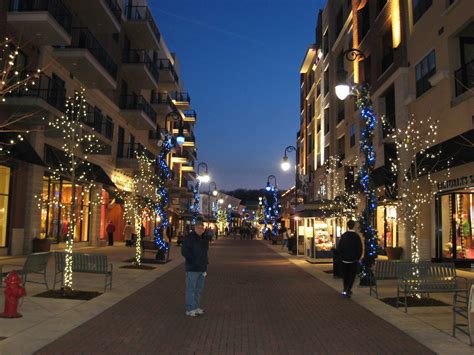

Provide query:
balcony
left=122, top=50, right=159, bottom=89
left=52, top=27, right=117, bottom=90
left=171, top=92, right=191, bottom=110
left=157, top=59, right=179, bottom=89
left=7, top=0, right=72, bottom=46
left=455, top=59, right=474, bottom=97
left=148, top=129, right=162, bottom=143
left=116, top=143, right=155, bottom=170
left=182, top=135, right=195, bottom=147
left=119, top=95, right=156, bottom=130
left=150, top=91, right=174, bottom=115
left=124, top=5, right=160, bottom=50
left=82, top=105, right=114, bottom=142
left=63, top=0, right=121, bottom=33
left=183, top=110, right=197, bottom=123
left=2, top=72, right=65, bottom=123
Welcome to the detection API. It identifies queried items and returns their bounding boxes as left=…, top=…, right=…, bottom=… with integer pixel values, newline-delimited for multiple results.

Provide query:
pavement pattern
left=36, top=239, right=435, bottom=355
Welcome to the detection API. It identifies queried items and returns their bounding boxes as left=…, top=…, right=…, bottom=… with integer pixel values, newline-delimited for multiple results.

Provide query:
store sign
left=111, top=171, right=133, bottom=192
left=437, top=175, right=474, bottom=191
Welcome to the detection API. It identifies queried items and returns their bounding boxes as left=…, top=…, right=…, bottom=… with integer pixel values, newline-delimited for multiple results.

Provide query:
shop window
left=440, top=193, right=474, bottom=259
left=415, top=50, right=436, bottom=97
left=0, top=166, right=11, bottom=248
left=376, top=205, right=398, bottom=248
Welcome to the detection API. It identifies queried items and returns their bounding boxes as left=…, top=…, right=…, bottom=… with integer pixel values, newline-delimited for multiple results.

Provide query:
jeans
left=185, top=271, right=206, bottom=312
left=342, top=261, right=358, bottom=293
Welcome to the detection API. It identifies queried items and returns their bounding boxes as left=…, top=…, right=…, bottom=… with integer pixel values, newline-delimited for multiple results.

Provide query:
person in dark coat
left=336, top=220, right=363, bottom=298
left=106, top=221, right=115, bottom=246
left=181, top=219, right=212, bottom=317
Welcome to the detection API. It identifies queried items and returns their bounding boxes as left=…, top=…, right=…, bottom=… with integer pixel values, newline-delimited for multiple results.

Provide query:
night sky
left=149, top=0, right=325, bottom=191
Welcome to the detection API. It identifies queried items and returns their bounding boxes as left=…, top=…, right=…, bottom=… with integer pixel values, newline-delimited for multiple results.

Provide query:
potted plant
left=386, top=246, right=403, bottom=260
left=32, top=236, right=51, bottom=253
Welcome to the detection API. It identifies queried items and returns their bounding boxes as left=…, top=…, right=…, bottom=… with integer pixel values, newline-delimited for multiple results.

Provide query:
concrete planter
left=32, top=238, right=51, bottom=253
left=386, top=247, right=403, bottom=260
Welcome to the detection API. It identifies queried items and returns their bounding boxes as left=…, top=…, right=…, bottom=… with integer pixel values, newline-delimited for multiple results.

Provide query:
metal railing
left=183, top=110, right=197, bottom=119
left=116, top=142, right=155, bottom=160
left=171, top=92, right=191, bottom=103
left=125, top=5, right=160, bottom=43
left=150, top=92, right=171, bottom=105
left=157, top=59, right=179, bottom=83
left=9, top=0, right=72, bottom=34
left=455, top=59, right=474, bottom=97
left=83, top=105, right=114, bottom=140
left=68, top=27, right=117, bottom=79
left=122, top=49, right=159, bottom=83
left=104, top=0, right=122, bottom=24
left=119, top=95, right=157, bottom=121
left=8, top=71, right=66, bottom=111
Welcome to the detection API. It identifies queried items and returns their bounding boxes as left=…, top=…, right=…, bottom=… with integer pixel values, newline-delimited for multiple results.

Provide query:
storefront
left=375, top=204, right=399, bottom=249
left=0, top=165, right=11, bottom=249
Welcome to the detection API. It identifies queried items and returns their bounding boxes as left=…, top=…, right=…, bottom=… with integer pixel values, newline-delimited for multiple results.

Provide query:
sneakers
left=185, top=310, right=198, bottom=317
left=185, top=308, right=204, bottom=317
left=341, top=291, right=352, bottom=298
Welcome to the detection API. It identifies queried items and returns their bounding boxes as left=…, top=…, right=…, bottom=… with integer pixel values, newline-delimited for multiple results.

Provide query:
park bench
left=369, top=260, right=415, bottom=298
left=53, top=252, right=113, bottom=292
left=142, top=240, right=169, bottom=263
left=453, top=283, right=474, bottom=345
left=397, top=262, right=468, bottom=313
left=0, top=252, right=51, bottom=289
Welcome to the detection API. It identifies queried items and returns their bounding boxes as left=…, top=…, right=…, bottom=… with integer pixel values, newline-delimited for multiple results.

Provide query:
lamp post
left=165, top=111, right=185, bottom=145
left=191, top=162, right=210, bottom=223
left=208, top=181, right=217, bottom=224
left=281, top=146, right=296, bottom=171
left=336, top=48, right=378, bottom=285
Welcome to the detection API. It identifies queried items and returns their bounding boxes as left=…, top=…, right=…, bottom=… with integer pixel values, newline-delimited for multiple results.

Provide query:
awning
left=44, top=144, right=116, bottom=187
left=294, top=200, right=344, bottom=218
left=0, top=132, right=45, bottom=166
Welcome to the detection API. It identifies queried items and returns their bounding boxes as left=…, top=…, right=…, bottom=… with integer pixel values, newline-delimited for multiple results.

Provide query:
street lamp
left=165, top=111, right=185, bottom=145
left=281, top=145, right=296, bottom=171
left=208, top=181, right=217, bottom=222
left=335, top=47, right=378, bottom=285
left=197, top=162, right=210, bottom=183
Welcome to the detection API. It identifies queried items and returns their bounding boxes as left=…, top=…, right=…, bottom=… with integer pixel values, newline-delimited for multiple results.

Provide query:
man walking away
left=106, top=221, right=116, bottom=246
left=336, top=220, right=362, bottom=298
left=181, top=219, right=212, bottom=317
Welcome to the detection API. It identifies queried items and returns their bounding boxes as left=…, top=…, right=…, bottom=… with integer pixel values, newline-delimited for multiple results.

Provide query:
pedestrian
left=336, top=220, right=363, bottom=298
left=181, top=219, right=212, bottom=317
left=123, top=222, right=134, bottom=247
left=140, top=224, right=146, bottom=240
left=281, top=227, right=289, bottom=249
left=166, top=224, right=173, bottom=244
left=106, top=221, right=116, bottom=246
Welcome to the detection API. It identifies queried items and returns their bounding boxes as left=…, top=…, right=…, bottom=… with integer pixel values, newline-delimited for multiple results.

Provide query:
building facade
left=0, top=0, right=198, bottom=255
left=296, top=0, right=473, bottom=264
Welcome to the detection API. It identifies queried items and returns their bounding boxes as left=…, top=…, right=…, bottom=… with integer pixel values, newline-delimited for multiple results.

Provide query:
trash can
left=332, top=248, right=343, bottom=278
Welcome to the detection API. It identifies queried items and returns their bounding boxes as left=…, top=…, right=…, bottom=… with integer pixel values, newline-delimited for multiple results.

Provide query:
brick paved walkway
left=36, top=239, right=434, bottom=354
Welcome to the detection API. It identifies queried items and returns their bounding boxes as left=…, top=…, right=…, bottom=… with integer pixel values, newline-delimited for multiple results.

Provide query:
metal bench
left=453, top=283, right=474, bottom=345
left=53, top=252, right=113, bottom=292
left=369, top=260, right=418, bottom=298
left=142, top=240, right=169, bottom=263
left=0, top=252, right=51, bottom=289
left=397, top=262, right=468, bottom=313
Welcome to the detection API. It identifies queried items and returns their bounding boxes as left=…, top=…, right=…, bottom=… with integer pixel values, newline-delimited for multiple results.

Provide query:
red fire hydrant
left=0, top=271, right=26, bottom=318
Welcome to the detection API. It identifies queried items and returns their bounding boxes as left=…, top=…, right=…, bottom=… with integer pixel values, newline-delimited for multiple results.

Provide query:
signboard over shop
left=437, top=174, right=474, bottom=191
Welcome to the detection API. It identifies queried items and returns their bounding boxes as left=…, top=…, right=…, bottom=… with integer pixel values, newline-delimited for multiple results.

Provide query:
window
left=360, top=55, right=371, bottom=84
left=117, top=126, right=125, bottom=158
left=0, top=166, right=10, bottom=247
left=415, top=50, right=436, bottom=97
left=317, top=117, right=321, bottom=133
left=383, top=86, right=395, bottom=138
left=413, top=0, right=432, bottom=24
left=324, top=107, right=330, bottom=134
left=324, top=145, right=330, bottom=163
left=348, top=30, right=353, bottom=50
left=316, top=81, right=321, bottom=98
left=337, top=99, right=345, bottom=124
left=105, top=116, right=114, bottom=140
left=350, top=124, right=356, bottom=147
left=307, top=101, right=314, bottom=123
left=358, top=5, right=370, bottom=43
left=377, top=0, right=388, bottom=15
left=381, top=30, right=393, bottom=73
left=338, top=136, right=345, bottom=161
left=335, top=8, right=343, bottom=38
left=323, top=30, right=329, bottom=56
left=324, top=69, right=329, bottom=96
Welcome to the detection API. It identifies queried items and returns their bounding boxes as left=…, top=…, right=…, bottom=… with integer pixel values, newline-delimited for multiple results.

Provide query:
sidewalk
left=265, top=241, right=474, bottom=354
left=33, top=238, right=440, bottom=354
left=0, top=242, right=185, bottom=355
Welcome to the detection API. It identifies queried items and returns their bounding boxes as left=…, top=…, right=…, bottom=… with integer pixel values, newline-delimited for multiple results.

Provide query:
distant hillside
left=224, top=188, right=282, bottom=205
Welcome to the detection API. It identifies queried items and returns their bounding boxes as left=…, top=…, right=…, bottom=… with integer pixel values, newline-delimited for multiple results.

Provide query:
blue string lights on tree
left=154, top=134, right=174, bottom=254
left=191, top=180, right=201, bottom=224
left=356, top=83, right=378, bottom=285
left=271, top=186, right=279, bottom=237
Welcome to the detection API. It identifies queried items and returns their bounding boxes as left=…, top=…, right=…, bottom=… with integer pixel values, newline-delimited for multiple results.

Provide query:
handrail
left=454, top=59, right=474, bottom=97
left=122, top=50, right=159, bottom=83
left=103, top=0, right=122, bottom=24
left=125, top=5, right=160, bottom=43
left=157, top=59, right=179, bottom=83
left=119, top=95, right=157, bottom=121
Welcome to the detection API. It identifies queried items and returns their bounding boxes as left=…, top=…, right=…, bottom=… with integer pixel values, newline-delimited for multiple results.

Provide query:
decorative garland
left=191, top=180, right=201, bottom=224
left=271, top=186, right=279, bottom=237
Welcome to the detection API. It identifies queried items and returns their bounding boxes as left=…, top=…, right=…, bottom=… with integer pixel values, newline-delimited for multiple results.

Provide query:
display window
left=40, top=175, right=91, bottom=242
left=439, top=192, right=474, bottom=259
left=0, top=165, right=11, bottom=248
left=376, top=205, right=398, bottom=248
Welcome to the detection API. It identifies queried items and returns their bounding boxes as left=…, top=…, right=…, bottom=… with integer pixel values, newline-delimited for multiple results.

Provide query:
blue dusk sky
left=149, top=0, right=325, bottom=191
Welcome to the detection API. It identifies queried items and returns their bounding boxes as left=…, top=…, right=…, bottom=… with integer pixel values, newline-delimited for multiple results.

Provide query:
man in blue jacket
left=336, top=220, right=363, bottom=298
left=181, top=219, right=212, bottom=317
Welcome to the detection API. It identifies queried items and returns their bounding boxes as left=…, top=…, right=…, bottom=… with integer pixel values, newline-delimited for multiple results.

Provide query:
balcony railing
left=8, top=71, right=66, bottom=112
left=67, top=27, right=118, bottom=79
left=119, top=95, right=157, bottom=121
left=83, top=105, right=114, bottom=140
left=117, top=142, right=155, bottom=160
left=171, top=92, right=191, bottom=103
left=455, top=59, right=474, bottom=97
left=9, top=0, right=72, bottom=35
left=123, top=49, right=160, bottom=83
left=157, top=59, right=179, bottom=82
left=148, top=130, right=162, bottom=140
left=150, top=92, right=171, bottom=105
left=125, top=5, right=160, bottom=42
left=104, top=0, right=122, bottom=24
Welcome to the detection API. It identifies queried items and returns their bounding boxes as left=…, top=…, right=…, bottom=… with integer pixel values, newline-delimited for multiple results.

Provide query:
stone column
left=89, top=184, right=103, bottom=247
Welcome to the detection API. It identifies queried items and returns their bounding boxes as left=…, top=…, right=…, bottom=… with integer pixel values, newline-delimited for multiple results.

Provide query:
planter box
left=32, top=238, right=51, bottom=253
left=386, top=247, right=403, bottom=260
left=316, top=250, right=334, bottom=258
